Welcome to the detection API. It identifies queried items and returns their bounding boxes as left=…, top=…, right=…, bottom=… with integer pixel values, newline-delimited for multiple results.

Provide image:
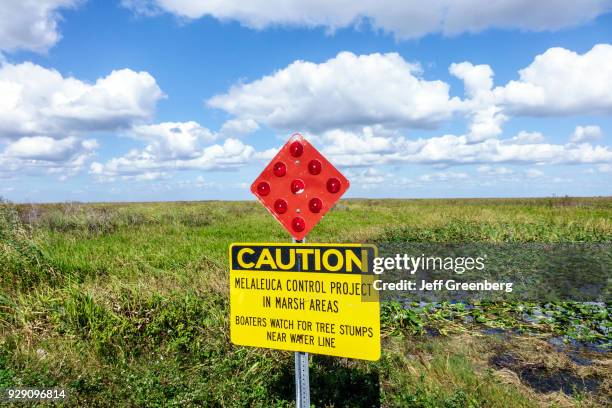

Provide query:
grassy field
left=0, top=197, right=611, bottom=407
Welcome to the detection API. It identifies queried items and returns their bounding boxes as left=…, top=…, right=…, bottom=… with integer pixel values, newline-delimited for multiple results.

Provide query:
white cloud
left=130, top=121, right=215, bottom=159
left=570, top=125, right=603, bottom=143
left=450, top=61, right=506, bottom=142
left=0, top=0, right=80, bottom=52
left=345, top=167, right=390, bottom=187
left=525, top=168, right=544, bottom=178
left=6, top=40, right=603, bottom=188
left=508, top=131, right=545, bottom=144
left=312, top=127, right=420, bottom=167
left=4, top=136, right=96, bottom=161
left=89, top=162, right=103, bottom=175
left=218, top=118, right=259, bottom=138
left=94, top=44, right=612, bottom=183
left=477, top=165, right=513, bottom=175
left=120, top=0, right=160, bottom=17
left=0, top=136, right=97, bottom=179
left=0, top=61, right=164, bottom=140
left=208, top=45, right=612, bottom=147
left=442, top=1, right=612, bottom=34
left=320, top=127, right=409, bottom=155
left=450, top=62, right=494, bottom=98
left=321, top=128, right=612, bottom=167
left=495, top=44, right=612, bottom=116
left=406, top=135, right=612, bottom=165
left=253, top=147, right=278, bottom=161
left=0, top=61, right=164, bottom=179
left=551, top=176, right=572, bottom=183
left=124, top=1, right=612, bottom=40
left=90, top=138, right=255, bottom=180
left=314, top=129, right=410, bottom=167
left=208, top=52, right=461, bottom=133
left=127, top=171, right=169, bottom=181
left=419, top=171, right=468, bottom=182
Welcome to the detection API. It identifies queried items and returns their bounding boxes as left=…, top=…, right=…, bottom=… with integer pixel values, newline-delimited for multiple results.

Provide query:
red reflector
left=291, top=179, right=305, bottom=194
left=308, top=159, right=322, bottom=175
left=326, top=177, right=341, bottom=193
left=273, top=161, right=287, bottom=177
left=289, top=141, right=303, bottom=157
left=292, top=216, right=305, bottom=232
left=274, top=199, right=288, bottom=214
left=257, top=181, right=270, bottom=196
left=309, top=197, right=322, bottom=213
left=249, top=133, right=350, bottom=240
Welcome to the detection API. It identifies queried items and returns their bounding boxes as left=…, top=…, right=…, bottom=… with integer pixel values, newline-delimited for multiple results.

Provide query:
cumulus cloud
left=130, top=121, right=215, bottom=159
left=91, top=44, right=612, bottom=184
left=319, top=127, right=410, bottom=156
left=90, top=138, right=255, bottom=180
left=4, top=136, right=96, bottom=161
left=449, top=61, right=506, bottom=142
left=123, top=1, right=612, bottom=40
left=477, top=165, right=513, bottom=175
left=570, top=125, right=603, bottom=143
left=4, top=43, right=603, bottom=186
left=0, top=61, right=165, bottom=179
left=495, top=44, right=612, bottom=116
left=218, top=118, right=260, bottom=138
left=208, top=52, right=461, bottom=133
left=344, top=167, right=390, bottom=187
left=310, top=128, right=411, bottom=167
left=419, top=171, right=468, bottom=182
left=208, top=45, right=612, bottom=143
left=508, top=131, right=545, bottom=144
left=450, top=62, right=494, bottom=98
left=319, top=128, right=612, bottom=167
left=0, top=136, right=97, bottom=179
left=128, top=171, right=170, bottom=181
left=0, top=61, right=164, bottom=140
left=408, top=135, right=612, bottom=166
left=90, top=121, right=259, bottom=178
left=0, top=0, right=80, bottom=52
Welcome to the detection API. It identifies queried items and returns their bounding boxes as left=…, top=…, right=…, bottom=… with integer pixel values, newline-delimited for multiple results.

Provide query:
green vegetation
left=0, top=198, right=611, bottom=407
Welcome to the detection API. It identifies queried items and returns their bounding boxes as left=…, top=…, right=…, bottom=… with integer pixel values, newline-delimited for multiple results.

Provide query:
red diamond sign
left=251, top=133, right=350, bottom=240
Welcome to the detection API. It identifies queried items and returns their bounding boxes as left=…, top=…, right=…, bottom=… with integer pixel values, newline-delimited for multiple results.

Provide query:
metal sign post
left=292, top=237, right=310, bottom=408
left=295, top=350, right=310, bottom=408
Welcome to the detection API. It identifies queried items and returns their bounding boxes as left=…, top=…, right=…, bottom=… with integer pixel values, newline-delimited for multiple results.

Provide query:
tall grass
left=19, top=202, right=213, bottom=234
left=0, top=200, right=60, bottom=292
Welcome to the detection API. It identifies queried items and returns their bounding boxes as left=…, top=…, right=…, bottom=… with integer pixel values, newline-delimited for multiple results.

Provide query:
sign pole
left=292, top=237, right=310, bottom=408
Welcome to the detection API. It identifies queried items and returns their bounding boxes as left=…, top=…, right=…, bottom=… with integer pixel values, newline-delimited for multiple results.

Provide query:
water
left=489, top=352, right=601, bottom=395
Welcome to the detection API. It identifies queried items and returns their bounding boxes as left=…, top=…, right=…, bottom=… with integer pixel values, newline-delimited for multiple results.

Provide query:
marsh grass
left=0, top=197, right=610, bottom=406
left=0, top=201, right=61, bottom=293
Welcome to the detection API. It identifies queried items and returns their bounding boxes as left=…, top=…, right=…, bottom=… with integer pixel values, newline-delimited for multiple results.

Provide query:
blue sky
left=0, top=0, right=611, bottom=202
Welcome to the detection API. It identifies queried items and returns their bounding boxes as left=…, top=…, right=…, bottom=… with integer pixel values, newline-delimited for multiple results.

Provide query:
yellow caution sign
left=229, top=243, right=380, bottom=361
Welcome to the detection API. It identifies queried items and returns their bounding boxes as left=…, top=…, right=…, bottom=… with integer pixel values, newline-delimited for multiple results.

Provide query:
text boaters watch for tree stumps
left=251, top=133, right=350, bottom=240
